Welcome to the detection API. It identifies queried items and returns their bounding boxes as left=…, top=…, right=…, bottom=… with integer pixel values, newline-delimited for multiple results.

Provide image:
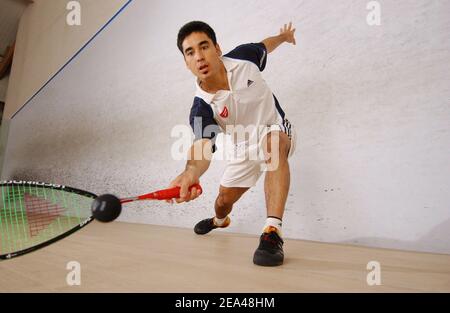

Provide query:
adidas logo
left=247, top=80, right=254, bottom=87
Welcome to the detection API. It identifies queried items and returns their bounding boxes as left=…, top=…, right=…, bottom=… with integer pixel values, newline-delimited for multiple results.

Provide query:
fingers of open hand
left=281, top=22, right=295, bottom=35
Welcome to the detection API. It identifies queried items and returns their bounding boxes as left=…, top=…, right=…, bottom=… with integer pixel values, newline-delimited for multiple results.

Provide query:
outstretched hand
left=280, top=22, right=296, bottom=45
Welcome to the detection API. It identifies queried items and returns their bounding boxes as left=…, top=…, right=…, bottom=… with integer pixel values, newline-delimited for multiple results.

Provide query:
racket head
left=0, top=181, right=96, bottom=260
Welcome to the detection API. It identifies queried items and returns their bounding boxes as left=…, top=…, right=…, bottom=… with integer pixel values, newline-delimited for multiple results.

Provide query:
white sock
left=213, top=216, right=228, bottom=227
left=263, top=217, right=283, bottom=237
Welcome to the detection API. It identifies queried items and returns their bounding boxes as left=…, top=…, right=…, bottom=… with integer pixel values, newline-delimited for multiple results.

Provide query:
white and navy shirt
left=189, top=42, right=286, bottom=152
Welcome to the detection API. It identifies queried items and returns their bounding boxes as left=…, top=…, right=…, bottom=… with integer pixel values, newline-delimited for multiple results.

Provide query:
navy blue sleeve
left=224, top=42, right=267, bottom=71
left=189, top=97, right=221, bottom=153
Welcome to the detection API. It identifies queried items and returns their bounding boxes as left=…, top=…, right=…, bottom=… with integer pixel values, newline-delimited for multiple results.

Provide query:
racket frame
left=0, top=181, right=96, bottom=260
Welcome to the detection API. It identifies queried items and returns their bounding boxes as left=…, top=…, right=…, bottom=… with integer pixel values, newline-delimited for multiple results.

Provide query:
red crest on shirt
left=219, top=106, right=229, bottom=118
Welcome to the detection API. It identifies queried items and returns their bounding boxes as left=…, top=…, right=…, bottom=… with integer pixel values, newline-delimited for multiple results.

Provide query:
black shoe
left=253, top=227, right=284, bottom=266
left=194, top=216, right=230, bottom=235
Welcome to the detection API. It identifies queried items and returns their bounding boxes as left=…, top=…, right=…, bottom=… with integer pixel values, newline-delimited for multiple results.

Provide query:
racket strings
left=24, top=193, right=65, bottom=237
left=0, top=183, right=93, bottom=257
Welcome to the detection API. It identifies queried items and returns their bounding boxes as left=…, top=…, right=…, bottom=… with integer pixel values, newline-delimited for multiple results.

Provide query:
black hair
left=177, top=21, right=217, bottom=54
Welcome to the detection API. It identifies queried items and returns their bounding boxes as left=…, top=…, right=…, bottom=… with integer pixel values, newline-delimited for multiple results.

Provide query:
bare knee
left=264, top=132, right=290, bottom=165
left=216, top=191, right=235, bottom=209
left=215, top=187, right=248, bottom=209
left=216, top=193, right=230, bottom=209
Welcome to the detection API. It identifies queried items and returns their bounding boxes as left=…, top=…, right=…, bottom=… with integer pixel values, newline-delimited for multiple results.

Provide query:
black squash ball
left=91, top=194, right=122, bottom=223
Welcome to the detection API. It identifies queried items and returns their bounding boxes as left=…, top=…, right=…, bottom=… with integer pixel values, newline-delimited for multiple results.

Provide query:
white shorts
left=220, top=119, right=297, bottom=188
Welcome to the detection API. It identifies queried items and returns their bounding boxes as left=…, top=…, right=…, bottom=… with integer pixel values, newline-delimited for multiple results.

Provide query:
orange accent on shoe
left=263, top=226, right=280, bottom=236
left=213, top=216, right=231, bottom=228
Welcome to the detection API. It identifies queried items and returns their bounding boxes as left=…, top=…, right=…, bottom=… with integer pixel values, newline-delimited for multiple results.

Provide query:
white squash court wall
left=2, top=0, right=450, bottom=254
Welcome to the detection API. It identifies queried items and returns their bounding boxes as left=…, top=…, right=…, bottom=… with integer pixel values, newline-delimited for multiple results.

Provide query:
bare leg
left=215, top=185, right=249, bottom=218
left=263, top=131, right=291, bottom=220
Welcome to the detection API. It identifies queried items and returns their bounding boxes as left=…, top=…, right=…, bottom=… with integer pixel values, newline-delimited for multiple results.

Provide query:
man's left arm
left=261, top=22, right=296, bottom=54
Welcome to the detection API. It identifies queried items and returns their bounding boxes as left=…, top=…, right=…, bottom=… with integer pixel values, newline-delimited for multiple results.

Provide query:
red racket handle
left=138, top=183, right=202, bottom=201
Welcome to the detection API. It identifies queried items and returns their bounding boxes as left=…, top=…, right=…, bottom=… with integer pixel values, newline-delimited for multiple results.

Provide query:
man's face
left=182, top=32, right=222, bottom=81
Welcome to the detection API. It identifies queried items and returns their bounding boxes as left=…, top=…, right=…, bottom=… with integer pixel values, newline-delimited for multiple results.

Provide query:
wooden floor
left=1, top=221, right=449, bottom=292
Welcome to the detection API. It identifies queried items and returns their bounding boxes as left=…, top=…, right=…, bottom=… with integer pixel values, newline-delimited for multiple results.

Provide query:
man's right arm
left=169, top=96, right=219, bottom=203
left=185, top=139, right=212, bottom=178
left=168, top=139, right=213, bottom=203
